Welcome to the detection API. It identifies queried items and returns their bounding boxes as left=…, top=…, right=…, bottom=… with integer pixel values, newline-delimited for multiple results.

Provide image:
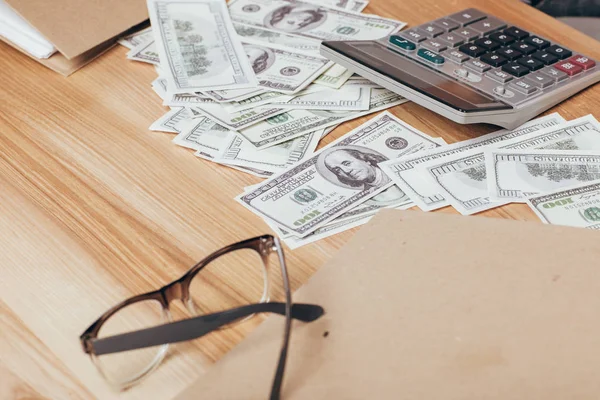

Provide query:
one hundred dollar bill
left=526, top=180, right=600, bottom=229
left=203, top=87, right=266, bottom=103
left=282, top=214, right=371, bottom=249
left=164, top=93, right=217, bottom=107
left=172, top=116, right=234, bottom=158
left=379, top=113, right=566, bottom=212
left=223, top=84, right=326, bottom=112
left=486, top=149, right=600, bottom=202
left=151, top=76, right=169, bottom=100
left=228, top=0, right=405, bottom=41
left=215, top=130, right=321, bottom=173
left=118, top=26, right=153, bottom=49
left=313, top=64, right=354, bottom=89
left=236, top=111, right=439, bottom=237
left=419, top=115, right=600, bottom=215
left=127, top=40, right=160, bottom=65
left=150, top=107, right=196, bottom=133
left=192, top=103, right=286, bottom=131
left=148, top=0, right=258, bottom=93
left=315, top=0, right=369, bottom=12
left=238, top=88, right=407, bottom=149
left=270, top=86, right=370, bottom=111
left=240, top=41, right=332, bottom=94
left=233, top=22, right=322, bottom=54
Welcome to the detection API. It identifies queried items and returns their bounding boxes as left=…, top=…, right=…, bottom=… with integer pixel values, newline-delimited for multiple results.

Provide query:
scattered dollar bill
left=233, top=22, right=322, bottom=54
left=215, top=130, right=321, bottom=173
left=127, top=40, right=160, bottom=65
left=236, top=111, right=440, bottom=237
left=314, top=0, right=369, bottom=12
left=148, top=0, right=258, bottom=93
left=271, top=86, right=371, bottom=111
left=150, top=107, right=197, bottom=133
left=192, top=103, right=286, bottom=131
left=313, top=64, right=354, bottom=89
left=172, top=116, right=234, bottom=158
left=343, top=77, right=383, bottom=89
left=239, top=41, right=332, bottom=95
left=151, top=76, right=169, bottom=100
left=526, top=179, right=600, bottom=229
left=164, top=93, right=217, bottom=107
left=238, top=88, right=407, bottom=149
left=420, top=115, right=600, bottom=215
left=118, top=26, right=153, bottom=49
left=486, top=150, right=600, bottom=202
left=223, top=91, right=296, bottom=112
left=203, top=87, right=266, bottom=103
left=283, top=214, right=372, bottom=249
left=228, top=0, right=405, bottom=41
left=379, top=113, right=566, bottom=212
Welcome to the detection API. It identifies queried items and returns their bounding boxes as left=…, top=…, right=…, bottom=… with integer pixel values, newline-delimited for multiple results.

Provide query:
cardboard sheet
left=176, top=209, right=600, bottom=399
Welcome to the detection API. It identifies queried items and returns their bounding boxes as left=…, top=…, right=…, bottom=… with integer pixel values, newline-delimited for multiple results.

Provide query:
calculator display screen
left=324, top=41, right=511, bottom=113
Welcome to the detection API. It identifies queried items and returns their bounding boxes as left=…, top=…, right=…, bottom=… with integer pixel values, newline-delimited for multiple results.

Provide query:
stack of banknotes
left=120, top=0, right=600, bottom=248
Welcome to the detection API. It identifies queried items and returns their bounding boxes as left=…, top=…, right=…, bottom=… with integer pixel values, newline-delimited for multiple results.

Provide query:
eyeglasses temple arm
left=89, top=302, right=323, bottom=356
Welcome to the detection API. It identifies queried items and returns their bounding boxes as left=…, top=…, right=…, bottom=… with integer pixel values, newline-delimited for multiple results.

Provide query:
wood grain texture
left=0, top=0, right=599, bottom=398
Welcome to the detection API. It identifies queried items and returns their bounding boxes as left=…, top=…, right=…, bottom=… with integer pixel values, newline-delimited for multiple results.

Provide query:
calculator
left=320, top=8, right=600, bottom=129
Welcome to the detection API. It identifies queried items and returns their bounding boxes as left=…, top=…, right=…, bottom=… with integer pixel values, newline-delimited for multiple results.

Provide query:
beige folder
left=176, top=209, right=600, bottom=399
left=2, top=0, right=148, bottom=75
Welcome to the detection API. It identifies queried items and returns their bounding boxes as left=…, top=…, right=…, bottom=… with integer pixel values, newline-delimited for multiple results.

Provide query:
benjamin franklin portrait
left=244, top=44, right=275, bottom=74
left=316, top=145, right=391, bottom=191
left=265, top=5, right=328, bottom=33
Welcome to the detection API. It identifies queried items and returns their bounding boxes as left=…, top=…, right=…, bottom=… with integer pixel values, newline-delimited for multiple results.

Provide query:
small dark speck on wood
left=323, top=331, right=329, bottom=337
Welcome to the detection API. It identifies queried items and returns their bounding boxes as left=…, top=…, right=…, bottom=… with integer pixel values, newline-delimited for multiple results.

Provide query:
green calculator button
left=389, top=35, right=416, bottom=51
left=417, top=48, right=445, bottom=64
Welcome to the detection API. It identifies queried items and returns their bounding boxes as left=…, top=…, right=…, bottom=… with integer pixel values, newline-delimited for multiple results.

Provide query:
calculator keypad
left=384, top=8, right=597, bottom=106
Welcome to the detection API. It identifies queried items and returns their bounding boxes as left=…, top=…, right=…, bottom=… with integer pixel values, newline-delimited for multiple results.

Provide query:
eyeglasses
left=80, top=235, right=324, bottom=399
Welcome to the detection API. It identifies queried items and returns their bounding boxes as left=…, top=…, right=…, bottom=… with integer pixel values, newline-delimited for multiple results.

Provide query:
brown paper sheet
left=176, top=209, right=600, bottom=399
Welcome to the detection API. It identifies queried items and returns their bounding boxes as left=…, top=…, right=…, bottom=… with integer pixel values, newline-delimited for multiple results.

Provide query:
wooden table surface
left=1, top=0, right=599, bottom=399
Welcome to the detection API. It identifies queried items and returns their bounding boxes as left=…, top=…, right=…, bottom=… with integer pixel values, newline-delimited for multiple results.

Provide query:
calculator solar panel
left=321, top=8, right=600, bottom=129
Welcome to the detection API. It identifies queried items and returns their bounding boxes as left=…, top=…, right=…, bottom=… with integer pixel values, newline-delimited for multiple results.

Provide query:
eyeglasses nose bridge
left=161, top=280, right=185, bottom=304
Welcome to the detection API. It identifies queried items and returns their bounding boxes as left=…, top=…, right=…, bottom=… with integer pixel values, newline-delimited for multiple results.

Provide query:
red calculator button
left=554, top=61, right=583, bottom=76
left=568, top=55, right=596, bottom=70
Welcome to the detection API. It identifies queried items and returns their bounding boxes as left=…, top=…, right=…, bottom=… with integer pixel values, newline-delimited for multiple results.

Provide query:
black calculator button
left=447, top=8, right=487, bottom=26
left=531, top=50, right=558, bottom=65
left=474, top=38, right=501, bottom=51
left=502, top=62, right=530, bottom=77
left=399, top=29, right=427, bottom=43
left=524, top=36, right=550, bottom=49
left=503, top=26, right=529, bottom=40
left=488, top=32, right=516, bottom=45
left=458, top=43, right=487, bottom=57
left=496, top=47, right=523, bottom=61
left=432, top=18, right=460, bottom=32
left=438, top=33, right=465, bottom=47
left=467, top=17, right=507, bottom=35
left=517, top=56, right=544, bottom=71
left=546, top=45, right=572, bottom=59
left=481, top=53, right=508, bottom=67
left=510, top=41, right=536, bottom=55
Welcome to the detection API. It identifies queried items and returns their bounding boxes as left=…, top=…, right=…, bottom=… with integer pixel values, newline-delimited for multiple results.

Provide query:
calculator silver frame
left=321, top=43, right=600, bottom=130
